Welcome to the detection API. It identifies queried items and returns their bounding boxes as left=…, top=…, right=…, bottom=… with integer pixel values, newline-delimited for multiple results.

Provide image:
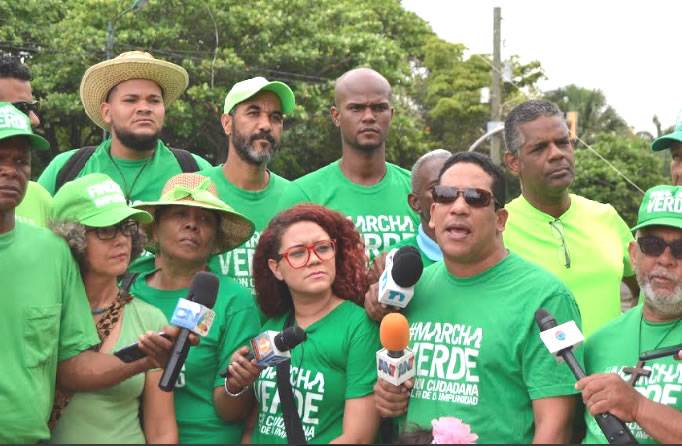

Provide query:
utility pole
left=490, top=7, right=503, bottom=165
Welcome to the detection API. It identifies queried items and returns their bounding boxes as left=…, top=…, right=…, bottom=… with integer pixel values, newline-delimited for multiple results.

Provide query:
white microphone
left=378, top=246, right=424, bottom=308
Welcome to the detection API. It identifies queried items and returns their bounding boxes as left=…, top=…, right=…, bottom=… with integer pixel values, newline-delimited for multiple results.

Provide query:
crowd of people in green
left=1, top=49, right=682, bottom=444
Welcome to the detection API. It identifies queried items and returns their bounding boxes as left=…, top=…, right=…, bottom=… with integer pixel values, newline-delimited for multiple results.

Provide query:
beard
left=231, top=121, right=280, bottom=166
left=113, top=124, right=160, bottom=152
left=636, top=266, right=682, bottom=319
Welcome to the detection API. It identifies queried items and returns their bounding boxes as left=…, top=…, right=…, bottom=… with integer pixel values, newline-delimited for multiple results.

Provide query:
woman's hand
left=225, top=346, right=262, bottom=394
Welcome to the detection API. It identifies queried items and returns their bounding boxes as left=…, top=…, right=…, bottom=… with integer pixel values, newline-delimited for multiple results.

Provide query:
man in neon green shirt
left=277, top=68, right=418, bottom=259
left=503, top=99, right=638, bottom=337
left=201, top=77, right=295, bottom=292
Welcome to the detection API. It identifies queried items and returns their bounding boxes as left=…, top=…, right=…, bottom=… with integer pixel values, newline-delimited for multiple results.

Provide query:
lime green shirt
left=37, top=140, right=211, bottom=203
left=200, top=165, right=290, bottom=293
left=583, top=304, right=682, bottom=444
left=277, top=160, right=419, bottom=260
left=16, top=181, right=52, bottom=227
left=51, top=299, right=168, bottom=444
left=403, top=254, right=582, bottom=444
left=0, top=222, right=99, bottom=443
left=505, top=194, right=634, bottom=337
left=252, top=301, right=380, bottom=444
left=131, top=269, right=261, bottom=444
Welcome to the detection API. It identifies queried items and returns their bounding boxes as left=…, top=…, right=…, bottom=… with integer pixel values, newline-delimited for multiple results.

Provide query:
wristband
left=223, top=377, right=249, bottom=397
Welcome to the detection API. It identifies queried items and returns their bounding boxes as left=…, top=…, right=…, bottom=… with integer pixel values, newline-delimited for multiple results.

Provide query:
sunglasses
left=88, top=219, right=139, bottom=241
left=637, top=235, right=682, bottom=260
left=431, top=185, right=500, bottom=208
left=12, top=101, right=39, bottom=116
left=276, top=239, right=336, bottom=269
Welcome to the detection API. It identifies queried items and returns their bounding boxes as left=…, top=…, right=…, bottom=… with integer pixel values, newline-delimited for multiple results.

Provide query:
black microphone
left=639, top=343, right=682, bottom=361
left=219, top=326, right=307, bottom=377
left=378, top=246, right=424, bottom=308
left=159, top=272, right=219, bottom=391
left=535, top=309, right=637, bottom=445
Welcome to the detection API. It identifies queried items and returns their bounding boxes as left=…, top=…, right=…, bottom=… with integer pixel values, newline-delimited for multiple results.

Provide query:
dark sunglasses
left=637, top=235, right=682, bottom=260
left=88, top=219, right=139, bottom=241
left=431, top=185, right=500, bottom=209
left=12, top=101, right=39, bottom=116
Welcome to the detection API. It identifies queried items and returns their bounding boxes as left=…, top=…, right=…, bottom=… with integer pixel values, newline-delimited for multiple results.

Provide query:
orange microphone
left=377, top=313, right=416, bottom=386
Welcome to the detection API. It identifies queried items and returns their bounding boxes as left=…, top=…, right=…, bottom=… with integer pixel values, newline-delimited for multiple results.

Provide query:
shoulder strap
left=276, top=314, right=307, bottom=444
left=169, top=147, right=200, bottom=173
left=119, top=271, right=140, bottom=300
left=55, top=146, right=97, bottom=192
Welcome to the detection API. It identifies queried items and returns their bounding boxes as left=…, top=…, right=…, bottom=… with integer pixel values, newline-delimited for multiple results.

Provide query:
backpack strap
left=55, top=146, right=97, bottom=191
left=169, top=147, right=200, bottom=173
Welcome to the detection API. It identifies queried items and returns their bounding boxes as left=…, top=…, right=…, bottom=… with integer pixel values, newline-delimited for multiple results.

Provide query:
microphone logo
left=555, top=330, right=566, bottom=341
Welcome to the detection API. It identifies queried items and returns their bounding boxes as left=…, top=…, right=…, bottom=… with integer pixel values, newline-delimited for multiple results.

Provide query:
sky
left=402, top=0, right=682, bottom=135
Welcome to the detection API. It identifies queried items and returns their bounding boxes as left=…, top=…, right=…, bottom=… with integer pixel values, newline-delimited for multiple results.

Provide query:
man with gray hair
left=577, top=184, right=682, bottom=444
left=503, top=99, right=638, bottom=337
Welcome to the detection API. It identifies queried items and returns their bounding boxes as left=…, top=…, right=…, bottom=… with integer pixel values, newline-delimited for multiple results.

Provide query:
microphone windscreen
left=187, top=271, right=219, bottom=309
left=391, top=246, right=423, bottom=288
left=274, top=326, right=307, bottom=351
left=380, top=313, right=410, bottom=352
left=534, top=308, right=558, bottom=331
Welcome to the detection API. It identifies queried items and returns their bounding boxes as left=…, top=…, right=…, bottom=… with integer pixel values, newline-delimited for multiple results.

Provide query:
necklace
left=624, top=309, right=681, bottom=386
left=107, top=148, right=152, bottom=203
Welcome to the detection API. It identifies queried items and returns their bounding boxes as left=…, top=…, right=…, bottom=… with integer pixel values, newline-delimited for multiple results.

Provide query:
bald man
left=278, top=68, right=418, bottom=259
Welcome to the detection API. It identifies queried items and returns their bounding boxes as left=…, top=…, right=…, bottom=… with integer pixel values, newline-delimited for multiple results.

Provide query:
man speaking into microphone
left=373, top=152, right=583, bottom=444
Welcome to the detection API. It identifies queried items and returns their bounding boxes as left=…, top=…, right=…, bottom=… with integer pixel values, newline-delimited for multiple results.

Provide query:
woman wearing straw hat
left=232, top=204, right=381, bottom=444
left=48, top=173, right=177, bottom=444
left=130, top=172, right=261, bottom=444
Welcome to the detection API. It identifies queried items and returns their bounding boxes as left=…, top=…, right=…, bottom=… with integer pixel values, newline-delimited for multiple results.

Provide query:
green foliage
left=571, top=134, right=666, bottom=226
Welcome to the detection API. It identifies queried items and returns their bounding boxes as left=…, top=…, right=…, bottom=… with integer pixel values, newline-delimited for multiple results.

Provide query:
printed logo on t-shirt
left=254, top=365, right=325, bottom=441
left=216, top=230, right=260, bottom=292
left=409, top=321, right=483, bottom=406
left=349, top=215, right=416, bottom=259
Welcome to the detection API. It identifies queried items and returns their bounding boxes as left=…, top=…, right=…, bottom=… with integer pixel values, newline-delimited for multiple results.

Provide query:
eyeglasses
left=12, top=101, right=39, bottom=116
left=88, top=219, right=139, bottom=241
left=276, top=239, right=336, bottom=269
left=431, top=185, right=500, bottom=208
left=549, top=219, right=571, bottom=268
left=637, top=235, right=682, bottom=260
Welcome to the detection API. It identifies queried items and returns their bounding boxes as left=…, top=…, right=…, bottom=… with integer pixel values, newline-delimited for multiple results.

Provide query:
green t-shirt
left=252, top=300, right=380, bottom=444
left=403, top=254, right=583, bottom=444
left=277, top=160, right=419, bottom=260
left=582, top=304, right=682, bottom=444
left=16, top=181, right=52, bottom=227
left=37, top=140, right=211, bottom=203
left=51, top=298, right=168, bottom=444
left=0, top=222, right=99, bottom=444
left=130, top=269, right=261, bottom=444
left=200, top=165, right=290, bottom=293
left=505, top=194, right=634, bottom=338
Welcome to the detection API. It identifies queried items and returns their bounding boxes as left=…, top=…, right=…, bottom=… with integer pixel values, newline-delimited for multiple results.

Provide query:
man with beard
left=38, top=51, right=210, bottom=203
left=200, top=77, right=295, bottom=292
left=577, top=184, right=682, bottom=444
left=503, top=99, right=638, bottom=337
left=0, top=56, right=53, bottom=226
left=277, top=68, right=418, bottom=259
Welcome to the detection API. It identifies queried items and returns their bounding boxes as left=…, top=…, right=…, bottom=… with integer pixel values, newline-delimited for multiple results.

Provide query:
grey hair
left=411, top=149, right=452, bottom=193
left=49, top=220, right=147, bottom=272
left=504, top=100, right=564, bottom=154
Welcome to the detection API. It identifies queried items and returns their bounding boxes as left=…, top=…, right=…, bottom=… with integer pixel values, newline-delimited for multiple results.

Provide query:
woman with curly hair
left=48, top=173, right=177, bottom=444
left=227, top=203, right=381, bottom=444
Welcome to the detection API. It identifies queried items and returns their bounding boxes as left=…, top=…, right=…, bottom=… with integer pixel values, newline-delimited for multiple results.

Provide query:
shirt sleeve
left=276, top=182, right=312, bottom=213
left=192, top=154, right=213, bottom=170
left=37, top=150, right=76, bottom=195
left=345, top=313, right=381, bottom=399
left=522, top=288, right=583, bottom=400
left=57, top=248, right=100, bottom=362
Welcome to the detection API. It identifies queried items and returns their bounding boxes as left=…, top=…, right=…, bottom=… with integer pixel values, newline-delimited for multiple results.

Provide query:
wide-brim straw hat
left=134, top=173, right=255, bottom=253
left=80, top=51, right=189, bottom=129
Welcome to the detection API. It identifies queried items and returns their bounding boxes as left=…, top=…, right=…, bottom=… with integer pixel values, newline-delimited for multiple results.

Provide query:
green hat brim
left=0, top=129, right=50, bottom=151
left=651, top=131, right=682, bottom=151
left=79, top=206, right=153, bottom=228
left=135, top=199, right=255, bottom=253
left=261, top=81, right=295, bottom=114
left=631, top=216, right=682, bottom=232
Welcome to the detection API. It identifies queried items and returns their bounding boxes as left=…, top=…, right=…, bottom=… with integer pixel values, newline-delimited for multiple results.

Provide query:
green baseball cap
left=223, top=76, right=295, bottom=114
left=52, top=173, right=152, bottom=227
left=0, top=102, right=49, bottom=150
left=652, top=112, right=682, bottom=151
left=631, top=185, right=682, bottom=232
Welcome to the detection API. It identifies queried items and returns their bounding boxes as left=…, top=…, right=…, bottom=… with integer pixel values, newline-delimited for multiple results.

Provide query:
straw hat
left=135, top=173, right=255, bottom=253
left=80, top=51, right=189, bottom=129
